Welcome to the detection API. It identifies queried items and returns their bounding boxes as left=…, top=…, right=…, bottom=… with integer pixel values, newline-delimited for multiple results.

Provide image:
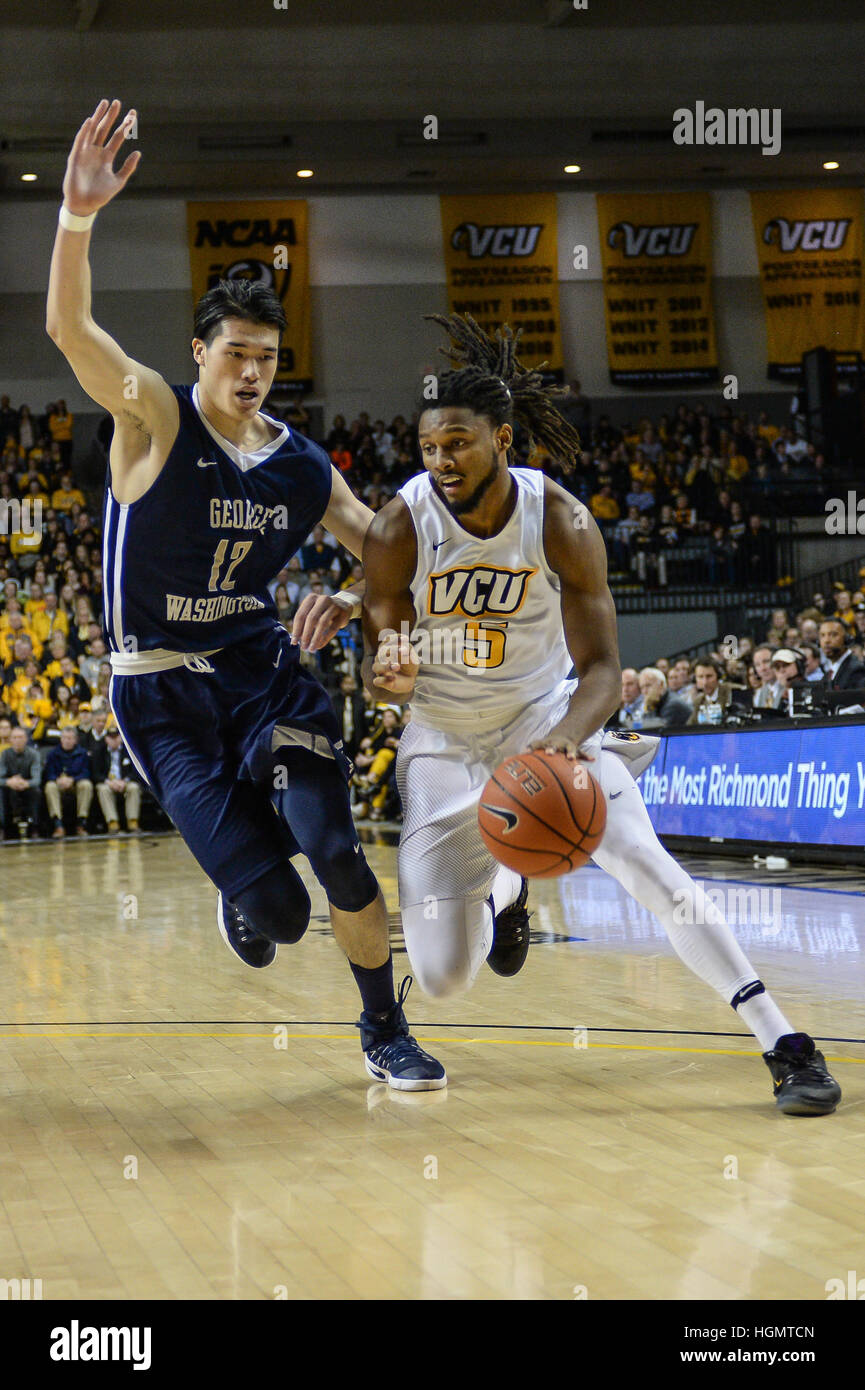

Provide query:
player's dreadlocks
left=422, top=312, right=582, bottom=472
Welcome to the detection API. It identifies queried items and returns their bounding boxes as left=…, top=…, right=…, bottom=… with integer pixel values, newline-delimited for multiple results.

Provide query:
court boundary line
left=1, top=1020, right=863, bottom=1045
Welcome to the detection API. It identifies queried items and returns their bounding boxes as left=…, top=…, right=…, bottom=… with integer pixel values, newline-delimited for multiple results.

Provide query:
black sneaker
left=487, top=878, right=531, bottom=977
left=216, top=891, right=276, bottom=969
left=763, top=1032, right=841, bottom=1116
left=357, top=977, right=447, bottom=1091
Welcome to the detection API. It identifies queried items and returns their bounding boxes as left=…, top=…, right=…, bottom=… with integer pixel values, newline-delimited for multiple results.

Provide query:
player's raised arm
left=360, top=497, right=420, bottom=703
left=45, top=100, right=178, bottom=493
left=531, top=477, right=622, bottom=759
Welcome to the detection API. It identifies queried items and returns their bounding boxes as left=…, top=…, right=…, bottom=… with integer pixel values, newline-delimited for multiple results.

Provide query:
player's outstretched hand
left=291, top=593, right=353, bottom=652
left=63, top=99, right=140, bottom=217
left=371, top=631, right=420, bottom=696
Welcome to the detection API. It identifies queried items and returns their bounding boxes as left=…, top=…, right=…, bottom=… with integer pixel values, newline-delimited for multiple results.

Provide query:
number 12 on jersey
left=207, top=539, right=252, bottom=592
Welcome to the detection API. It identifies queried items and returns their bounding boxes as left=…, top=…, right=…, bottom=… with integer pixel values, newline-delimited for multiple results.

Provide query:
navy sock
left=350, top=953, right=396, bottom=1017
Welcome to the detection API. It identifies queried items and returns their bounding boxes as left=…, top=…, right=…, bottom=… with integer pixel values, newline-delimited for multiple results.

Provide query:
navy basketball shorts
left=109, top=624, right=357, bottom=900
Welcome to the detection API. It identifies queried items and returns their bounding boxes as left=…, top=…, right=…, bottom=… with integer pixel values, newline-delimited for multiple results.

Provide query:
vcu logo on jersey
left=428, top=565, right=536, bottom=618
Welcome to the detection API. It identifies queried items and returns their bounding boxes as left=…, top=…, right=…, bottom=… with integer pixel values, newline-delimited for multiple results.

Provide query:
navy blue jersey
left=101, top=384, right=332, bottom=654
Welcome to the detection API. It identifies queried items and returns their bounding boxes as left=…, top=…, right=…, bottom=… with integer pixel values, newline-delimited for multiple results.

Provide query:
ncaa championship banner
left=596, top=192, right=718, bottom=386
left=750, top=188, right=865, bottom=379
left=439, top=194, right=563, bottom=380
left=186, top=200, right=312, bottom=391
left=642, top=724, right=865, bottom=849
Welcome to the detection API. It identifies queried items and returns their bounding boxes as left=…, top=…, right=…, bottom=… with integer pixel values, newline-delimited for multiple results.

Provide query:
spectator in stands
left=51, top=471, right=85, bottom=514
left=46, top=682, right=78, bottom=741
left=609, top=505, right=639, bottom=569
left=589, top=482, right=620, bottom=523
left=625, top=478, right=654, bottom=514
left=333, top=674, right=370, bottom=762
left=16, top=681, right=52, bottom=742
left=631, top=514, right=666, bottom=587
left=89, top=704, right=110, bottom=747
left=17, top=405, right=36, bottom=454
left=43, top=726, right=93, bottom=838
left=0, top=396, right=17, bottom=443
left=358, top=707, right=403, bottom=822
left=691, top=657, right=742, bottom=724
left=766, top=609, right=790, bottom=647
left=557, top=379, right=592, bottom=438
left=274, top=584, right=293, bottom=626
left=75, top=703, right=95, bottom=750
left=800, top=642, right=825, bottom=682
left=610, top=667, right=644, bottom=730
left=752, top=644, right=780, bottom=709
left=0, top=724, right=41, bottom=838
left=300, top=524, right=337, bottom=576
left=666, top=658, right=693, bottom=699
left=91, top=726, right=141, bottom=833
left=769, top=650, right=809, bottom=709
left=0, top=716, right=12, bottom=752
left=818, top=620, right=865, bottom=691
left=78, top=635, right=108, bottom=694
left=636, top=667, right=692, bottom=731
left=707, top=524, right=736, bottom=587
left=49, top=654, right=90, bottom=705
left=741, top=513, right=775, bottom=585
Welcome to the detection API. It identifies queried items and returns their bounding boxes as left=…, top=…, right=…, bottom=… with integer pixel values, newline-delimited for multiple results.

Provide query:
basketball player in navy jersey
left=45, top=99, right=444, bottom=1091
left=359, top=313, right=840, bottom=1117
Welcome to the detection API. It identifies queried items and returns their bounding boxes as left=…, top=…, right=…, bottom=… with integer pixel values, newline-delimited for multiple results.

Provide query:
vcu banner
left=439, top=194, right=563, bottom=380
left=596, top=192, right=718, bottom=386
left=186, top=200, right=312, bottom=391
left=750, top=189, right=865, bottom=379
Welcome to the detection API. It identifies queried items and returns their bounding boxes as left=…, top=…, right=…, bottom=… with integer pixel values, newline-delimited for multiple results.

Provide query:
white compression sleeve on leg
left=591, top=749, right=793, bottom=1046
left=401, top=897, right=494, bottom=998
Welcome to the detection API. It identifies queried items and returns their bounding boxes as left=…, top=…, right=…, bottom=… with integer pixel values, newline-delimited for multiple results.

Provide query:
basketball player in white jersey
left=359, top=314, right=840, bottom=1117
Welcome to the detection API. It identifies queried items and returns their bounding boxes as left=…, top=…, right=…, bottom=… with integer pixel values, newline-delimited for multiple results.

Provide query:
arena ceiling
left=2, top=0, right=864, bottom=197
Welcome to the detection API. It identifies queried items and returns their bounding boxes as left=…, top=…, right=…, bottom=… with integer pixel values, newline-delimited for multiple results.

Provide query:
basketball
left=478, top=751, right=607, bottom=878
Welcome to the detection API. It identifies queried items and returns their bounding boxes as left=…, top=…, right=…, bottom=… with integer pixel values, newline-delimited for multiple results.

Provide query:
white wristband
left=331, top=590, right=362, bottom=617
left=59, top=205, right=96, bottom=232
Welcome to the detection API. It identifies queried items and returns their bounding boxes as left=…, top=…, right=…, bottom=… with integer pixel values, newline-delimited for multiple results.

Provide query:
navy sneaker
left=763, top=1032, right=841, bottom=1116
left=357, top=977, right=447, bottom=1091
left=487, top=878, right=531, bottom=977
left=216, top=891, right=276, bottom=969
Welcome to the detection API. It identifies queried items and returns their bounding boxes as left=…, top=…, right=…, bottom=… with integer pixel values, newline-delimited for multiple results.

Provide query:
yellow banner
left=439, top=194, right=563, bottom=379
left=186, top=200, right=311, bottom=390
left=596, top=192, right=718, bottom=386
left=750, top=189, right=865, bottom=379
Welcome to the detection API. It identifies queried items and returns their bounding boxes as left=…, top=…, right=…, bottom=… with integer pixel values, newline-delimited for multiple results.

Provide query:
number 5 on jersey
left=464, top=621, right=507, bottom=669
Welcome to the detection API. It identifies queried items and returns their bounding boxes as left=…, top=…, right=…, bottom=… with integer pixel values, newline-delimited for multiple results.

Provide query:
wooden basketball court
left=0, top=832, right=862, bottom=1301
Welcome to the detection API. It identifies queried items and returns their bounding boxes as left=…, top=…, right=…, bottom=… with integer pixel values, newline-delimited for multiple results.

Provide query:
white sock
left=736, top=991, right=795, bottom=1052
left=491, top=865, right=522, bottom=917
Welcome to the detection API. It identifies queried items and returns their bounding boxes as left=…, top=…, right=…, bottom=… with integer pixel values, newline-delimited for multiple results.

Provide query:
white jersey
left=398, top=466, right=575, bottom=734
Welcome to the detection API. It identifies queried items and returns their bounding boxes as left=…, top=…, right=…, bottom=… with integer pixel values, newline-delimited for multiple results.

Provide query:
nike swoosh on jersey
left=481, top=803, right=518, bottom=831
left=432, top=538, right=450, bottom=551
left=196, top=457, right=219, bottom=468
left=609, top=790, right=624, bottom=799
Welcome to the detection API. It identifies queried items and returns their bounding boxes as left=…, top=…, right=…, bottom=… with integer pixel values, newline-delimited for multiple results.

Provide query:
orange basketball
left=478, top=751, right=607, bottom=878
